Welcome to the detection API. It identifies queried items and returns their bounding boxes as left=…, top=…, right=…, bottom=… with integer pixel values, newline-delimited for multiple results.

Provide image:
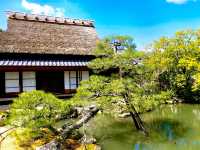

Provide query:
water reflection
left=84, top=104, right=200, bottom=150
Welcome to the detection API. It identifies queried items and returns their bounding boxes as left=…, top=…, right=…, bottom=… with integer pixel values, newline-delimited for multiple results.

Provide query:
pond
left=83, top=104, right=200, bottom=150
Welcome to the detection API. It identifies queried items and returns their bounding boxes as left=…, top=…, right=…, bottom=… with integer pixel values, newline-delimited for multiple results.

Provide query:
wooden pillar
left=0, top=72, right=5, bottom=96
left=19, top=72, right=23, bottom=93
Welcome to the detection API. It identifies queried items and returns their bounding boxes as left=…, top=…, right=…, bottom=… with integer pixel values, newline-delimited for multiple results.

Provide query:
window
left=5, top=72, right=20, bottom=93
left=70, top=71, right=78, bottom=89
left=82, top=71, right=89, bottom=81
left=64, top=71, right=89, bottom=90
left=22, top=72, right=36, bottom=92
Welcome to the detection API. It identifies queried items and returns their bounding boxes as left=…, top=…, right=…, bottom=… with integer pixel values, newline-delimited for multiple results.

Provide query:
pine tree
left=72, top=36, right=172, bottom=135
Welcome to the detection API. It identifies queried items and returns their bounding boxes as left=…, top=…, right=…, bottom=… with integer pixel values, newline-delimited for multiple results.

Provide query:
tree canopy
left=72, top=36, right=173, bottom=133
left=147, top=30, right=200, bottom=101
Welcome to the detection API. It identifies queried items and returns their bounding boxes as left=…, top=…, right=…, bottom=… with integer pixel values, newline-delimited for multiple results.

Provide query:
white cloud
left=21, top=0, right=65, bottom=17
left=166, top=0, right=197, bottom=4
left=166, top=0, right=187, bottom=4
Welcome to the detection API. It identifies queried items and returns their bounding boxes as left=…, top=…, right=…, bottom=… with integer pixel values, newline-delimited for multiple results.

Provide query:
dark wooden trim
left=0, top=66, right=88, bottom=72
left=78, top=71, right=82, bottom=86
left=0, top=92, right=19, bottom=98
left=64, top=89, right=76, bottom=94
left=0, top=69, right=90, bottom=99
left=0, top=52, right=95, bottom=59
left=19, top=72, right=23, bottom=92
left=60, top=71, right=65, bottom=94
left=36, top=71, right=39, bottom=90
left=0, top=72, right=5, bottom=96
left=69, top=71, right=71, bottom=90
left=76, top=71, right=78, bottom=88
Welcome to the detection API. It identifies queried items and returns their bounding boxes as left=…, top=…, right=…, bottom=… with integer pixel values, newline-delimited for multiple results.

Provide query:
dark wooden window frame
left=22, top=72, right=36, bottom=91
left=68, top=71, right=82, bottom=90
left=4, top=71, right=37, bottom=94
left=5, top=72, right=21, bottom=93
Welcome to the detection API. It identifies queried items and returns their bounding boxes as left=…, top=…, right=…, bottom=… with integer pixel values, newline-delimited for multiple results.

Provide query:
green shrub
left=6, top=90, right=72, bottom=143
left=132, top=90, right=174, bottom=113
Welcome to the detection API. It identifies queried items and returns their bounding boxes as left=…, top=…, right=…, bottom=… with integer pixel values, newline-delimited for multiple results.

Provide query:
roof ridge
left=6, top=11, right=95, bottom=27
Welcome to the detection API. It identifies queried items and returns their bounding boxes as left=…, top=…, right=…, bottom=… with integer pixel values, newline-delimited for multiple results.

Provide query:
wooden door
left=36, top=71, right=64, bottom=94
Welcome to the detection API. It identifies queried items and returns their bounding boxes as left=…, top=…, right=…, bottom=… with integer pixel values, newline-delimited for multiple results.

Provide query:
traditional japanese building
left=0, top=11, right=98, bottom=100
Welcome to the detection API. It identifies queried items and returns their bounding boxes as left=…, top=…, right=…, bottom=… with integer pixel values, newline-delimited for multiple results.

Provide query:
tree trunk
left=60, top=105, right=99, bottom=139
left=123, top=94, right=148, bottom=136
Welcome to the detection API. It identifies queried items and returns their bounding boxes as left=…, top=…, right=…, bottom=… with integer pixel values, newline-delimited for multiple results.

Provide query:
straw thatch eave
left=0, top=12, right=98, bottom=55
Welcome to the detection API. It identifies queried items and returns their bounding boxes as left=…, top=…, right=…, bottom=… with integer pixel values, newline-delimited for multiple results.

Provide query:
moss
left=12, top=127, right=56, bottom=150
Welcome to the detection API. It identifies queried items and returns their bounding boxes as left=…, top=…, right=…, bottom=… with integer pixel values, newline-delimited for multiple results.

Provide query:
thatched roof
left=0, top=11, right=98, bottom=55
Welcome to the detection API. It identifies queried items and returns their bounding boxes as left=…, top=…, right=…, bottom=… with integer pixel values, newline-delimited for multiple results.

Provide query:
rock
left=79, top=136, right=97, bottom=144
left=98, top=110, right=103, bottom=114
left=35, top=140, right=61, bottom=150
left=166, top=100, right=174, bottom=104
left=70, top=109, right=78, bottom=118
left=0, top=115, right=6, bottom=120
left=88, top=105, right=96, bottom=109
left=75, top=107, right=84, bottom=115
left=118, top=112, right=130, bottom=118
left=86, top=137, right=97, bottom=144
left=172, top=97, right=185, bottom=103
left=83, top=105, right=96, bottom=112
left=0, top=114, right=7, bottom=126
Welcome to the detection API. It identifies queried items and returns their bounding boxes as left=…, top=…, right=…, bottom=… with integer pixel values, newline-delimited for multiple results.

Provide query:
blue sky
left=1, top=0, right=200, bottom=49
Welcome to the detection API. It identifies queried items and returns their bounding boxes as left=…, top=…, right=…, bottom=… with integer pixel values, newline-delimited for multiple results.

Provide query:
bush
left=6, top=90, right=72, bottom=144
left=131, top=90, right=174, bottom=113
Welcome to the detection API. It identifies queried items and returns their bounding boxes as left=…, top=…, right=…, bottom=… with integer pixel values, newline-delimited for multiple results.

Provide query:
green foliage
left=148, top=30, right=200, bottom=101
left=13, top=127, right=55, bottom=149
left=132, top=90, right=174, bottom=113
left=72, top=36, right=171, bottom=114
left=7, top=90, right=72, bottom=142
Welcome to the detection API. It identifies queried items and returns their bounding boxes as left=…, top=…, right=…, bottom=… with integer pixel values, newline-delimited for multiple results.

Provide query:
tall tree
left=72, top=36, right=171, bottom=135
left=148, top=30, right=200, bottom=101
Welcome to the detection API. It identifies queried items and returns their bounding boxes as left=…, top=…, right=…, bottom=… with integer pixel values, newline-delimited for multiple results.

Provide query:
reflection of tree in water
left=192, top=109, right=200, bottom=121
left=161, top=122, right=173, bottom=141
left=86, top=114, right=188, bottom=144
left=83, top=105, right=200, bottom=150
left=170, top=105, right=177, bottom=114
left=143, top=118, right=188, bottom=142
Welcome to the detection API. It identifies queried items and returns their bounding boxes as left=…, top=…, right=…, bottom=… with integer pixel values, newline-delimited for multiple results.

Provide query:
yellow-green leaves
left=73, top=35, right=172, bottom=113
left=8, top=90, right=71, bottom=129
left=148, top=29, right=200, bottom=101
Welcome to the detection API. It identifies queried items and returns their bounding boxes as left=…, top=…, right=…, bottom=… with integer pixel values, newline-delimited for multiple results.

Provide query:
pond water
left=83, top=104, right=200, bottom=150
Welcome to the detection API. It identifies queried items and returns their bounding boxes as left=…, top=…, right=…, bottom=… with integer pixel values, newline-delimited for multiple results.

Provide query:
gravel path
left=0, top=126, right=16, bottom=150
